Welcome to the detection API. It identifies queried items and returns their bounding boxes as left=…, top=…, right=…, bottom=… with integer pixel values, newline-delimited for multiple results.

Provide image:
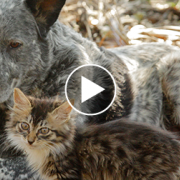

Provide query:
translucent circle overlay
left=65, top=64, right=117, bottom=116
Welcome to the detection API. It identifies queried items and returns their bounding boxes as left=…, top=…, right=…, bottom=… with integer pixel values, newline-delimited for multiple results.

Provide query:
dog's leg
left=157, top=51, right=180, bottom=131
left=129, top=65, right=162, bottom=126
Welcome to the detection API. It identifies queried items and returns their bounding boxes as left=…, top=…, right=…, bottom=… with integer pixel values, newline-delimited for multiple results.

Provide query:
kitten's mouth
left=27, top=144, right=36, bottom=148
left=27, top=143, right=43, bottom=149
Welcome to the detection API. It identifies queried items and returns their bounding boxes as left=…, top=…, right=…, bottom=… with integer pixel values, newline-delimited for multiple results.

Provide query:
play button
left=65, top=64, right=116, bottom=116
left=81, top=76, right=105, bottom=103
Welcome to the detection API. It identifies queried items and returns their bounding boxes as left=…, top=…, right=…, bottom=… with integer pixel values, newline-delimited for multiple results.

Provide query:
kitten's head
left=6, top=88, right=75, bottom=157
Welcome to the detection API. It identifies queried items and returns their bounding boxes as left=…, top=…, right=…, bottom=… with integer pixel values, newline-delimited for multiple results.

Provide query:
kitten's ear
left=25, top=0, right=66, bottom=37
left=52, top=100, right=74, bottom=116
left=49, top=100, right=74, bottom=123
left=13, top=88, right=31, bottom=109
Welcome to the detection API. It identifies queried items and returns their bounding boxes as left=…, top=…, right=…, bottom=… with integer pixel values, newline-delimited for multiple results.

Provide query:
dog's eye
left=21, top=122, right=29, bottom=130
left=9, top=42, right=22, bottom=49
left=39, top=127, right=49, bottom=135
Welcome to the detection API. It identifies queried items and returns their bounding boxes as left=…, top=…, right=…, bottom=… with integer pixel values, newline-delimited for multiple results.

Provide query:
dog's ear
left=25, top=0, right=66, bottom=37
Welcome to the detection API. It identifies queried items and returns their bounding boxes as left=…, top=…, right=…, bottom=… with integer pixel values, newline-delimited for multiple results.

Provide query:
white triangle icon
left=81, top=76, right=105, bottom=103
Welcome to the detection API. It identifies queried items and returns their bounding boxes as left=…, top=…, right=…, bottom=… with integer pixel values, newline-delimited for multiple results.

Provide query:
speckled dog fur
left=156, top=51, right=180, bottom=132
left=112, top=46, right=180, bottom=131
left=0, top=0, right=180, bottom=179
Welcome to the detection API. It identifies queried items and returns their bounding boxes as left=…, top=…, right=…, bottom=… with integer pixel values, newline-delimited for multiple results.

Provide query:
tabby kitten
left=5, top=88, right=180, bottom=180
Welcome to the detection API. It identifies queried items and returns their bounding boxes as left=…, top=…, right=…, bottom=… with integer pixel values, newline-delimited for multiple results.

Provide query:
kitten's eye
left=9, top=41, right=22, bottom=49
left=39, top=128, right=49, bottom=135
left=21, top=122, right=29, bottom=130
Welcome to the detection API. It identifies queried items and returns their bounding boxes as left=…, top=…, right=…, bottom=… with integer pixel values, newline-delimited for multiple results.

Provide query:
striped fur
left=5, top=89, right=180, bottom=180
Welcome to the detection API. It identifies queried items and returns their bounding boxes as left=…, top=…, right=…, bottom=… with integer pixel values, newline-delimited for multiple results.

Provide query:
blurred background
left=59, top=0, right=180, bottom=48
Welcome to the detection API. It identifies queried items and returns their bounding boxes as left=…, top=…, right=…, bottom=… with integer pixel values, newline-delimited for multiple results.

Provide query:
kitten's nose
left=28, top=140, right=34, bottom=145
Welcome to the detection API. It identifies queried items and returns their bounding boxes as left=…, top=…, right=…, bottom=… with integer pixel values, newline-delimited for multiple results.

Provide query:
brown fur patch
left=38, top=0, right=58, bottom=11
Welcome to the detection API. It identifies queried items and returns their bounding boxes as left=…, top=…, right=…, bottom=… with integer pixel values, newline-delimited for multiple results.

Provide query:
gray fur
left=111, top=45, right=180, bottom=130
left=129, top=65, right=162, bottom=126
left=0, top=157, right=41, bottom=180
left=157, top=51, right=180, bottom=131
left=0, top=0, right=179, bottom=179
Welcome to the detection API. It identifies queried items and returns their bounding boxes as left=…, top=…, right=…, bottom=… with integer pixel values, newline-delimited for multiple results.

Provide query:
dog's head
left=0, top=0, right=66, bottom=103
